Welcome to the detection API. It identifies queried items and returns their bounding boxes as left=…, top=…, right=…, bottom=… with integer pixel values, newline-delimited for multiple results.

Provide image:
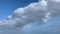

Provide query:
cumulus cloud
left=0, top=0, right=60, bottom=34
left=13, top=1, right=47, bottom=27
left=0, top=0, right=48, bottom=30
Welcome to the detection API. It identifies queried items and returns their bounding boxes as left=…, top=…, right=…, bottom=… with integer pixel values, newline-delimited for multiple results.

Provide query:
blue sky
left=0, top=0, right=38, bottom=20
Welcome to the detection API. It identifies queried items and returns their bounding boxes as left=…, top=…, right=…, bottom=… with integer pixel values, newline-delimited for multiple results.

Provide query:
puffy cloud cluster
left=0, top=0, right=48, bottom=30
left=0, top=0, right=60, bottom=34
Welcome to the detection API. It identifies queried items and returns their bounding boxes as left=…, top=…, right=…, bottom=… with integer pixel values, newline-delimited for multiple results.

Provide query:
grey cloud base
left=48, top=0, right=60, bottom=17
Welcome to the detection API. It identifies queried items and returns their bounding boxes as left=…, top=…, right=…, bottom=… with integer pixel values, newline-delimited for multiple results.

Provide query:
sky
left=0, top=0, right=38, bottom=20
left=0, top=0, right=60, bottom=34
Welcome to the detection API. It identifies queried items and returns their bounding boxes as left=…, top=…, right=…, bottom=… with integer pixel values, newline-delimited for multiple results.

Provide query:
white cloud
left=9, top=0, right=47, bottom=28
left=0, top=0, right=48, bottom=31
left=39, top=0, right=47, bottom=5
left=0, top=0, right=60, bottom=34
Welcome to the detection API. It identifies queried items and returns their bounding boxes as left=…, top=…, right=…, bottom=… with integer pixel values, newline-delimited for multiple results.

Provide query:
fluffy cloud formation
left=13, top=1, right=47, bottom=27
left=0, top=0, right=48, bottom=30
left=0, top=0, right=60, bottom=34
